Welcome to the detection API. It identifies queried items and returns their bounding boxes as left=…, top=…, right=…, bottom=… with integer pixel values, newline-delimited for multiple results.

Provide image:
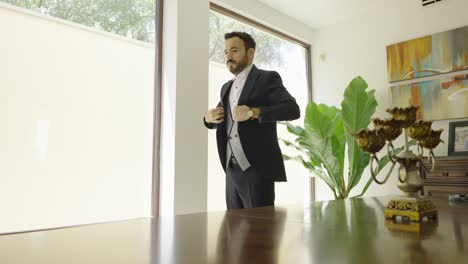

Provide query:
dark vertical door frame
left=210, top=2, right=315, bottom=201
left=152, top=0, right=164, bottom=218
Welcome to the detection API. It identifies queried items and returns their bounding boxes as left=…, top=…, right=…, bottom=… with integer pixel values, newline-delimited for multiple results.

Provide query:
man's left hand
left=233, top=105, right=260, bottom=122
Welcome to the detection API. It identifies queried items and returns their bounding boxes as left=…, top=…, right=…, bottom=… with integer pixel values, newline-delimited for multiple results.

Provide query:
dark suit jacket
left=204, top=65, right=300, bottom=182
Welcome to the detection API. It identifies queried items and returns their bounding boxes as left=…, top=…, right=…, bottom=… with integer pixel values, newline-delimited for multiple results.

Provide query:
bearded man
left=204, top=31, right=300, bottom=209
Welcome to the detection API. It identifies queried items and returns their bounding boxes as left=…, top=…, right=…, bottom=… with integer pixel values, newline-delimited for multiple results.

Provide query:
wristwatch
left=247, top=109, right=253, bottom=119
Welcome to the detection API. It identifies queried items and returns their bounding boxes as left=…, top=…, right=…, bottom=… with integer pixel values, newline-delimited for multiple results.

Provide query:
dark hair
left=224, top=31, right=256, bottom=51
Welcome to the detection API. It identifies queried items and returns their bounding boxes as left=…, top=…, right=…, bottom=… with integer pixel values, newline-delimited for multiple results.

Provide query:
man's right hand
left=204, top=107, right=224, bottom=124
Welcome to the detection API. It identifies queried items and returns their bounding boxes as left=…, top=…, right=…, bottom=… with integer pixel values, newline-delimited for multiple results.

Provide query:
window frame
left=152, top=0, right=163, bottom=218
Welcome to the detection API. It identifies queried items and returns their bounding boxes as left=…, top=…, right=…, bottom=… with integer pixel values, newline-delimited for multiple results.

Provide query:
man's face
left=224, top=37, right=253, bottom=75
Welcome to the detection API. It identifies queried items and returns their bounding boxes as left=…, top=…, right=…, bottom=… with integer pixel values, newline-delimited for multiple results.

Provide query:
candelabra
left=352, top=106, right=443, bottom=221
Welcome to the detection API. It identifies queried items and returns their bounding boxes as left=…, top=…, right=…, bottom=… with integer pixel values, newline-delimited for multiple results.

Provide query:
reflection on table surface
left=2, top=196, right=468, bottom=264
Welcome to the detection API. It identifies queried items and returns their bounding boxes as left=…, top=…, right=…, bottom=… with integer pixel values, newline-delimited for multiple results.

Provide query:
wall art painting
left=387, top=26, right=468, bottom=82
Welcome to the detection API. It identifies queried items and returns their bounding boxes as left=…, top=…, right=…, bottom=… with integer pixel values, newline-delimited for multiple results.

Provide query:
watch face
left=247, top=110, right=253, bottom=117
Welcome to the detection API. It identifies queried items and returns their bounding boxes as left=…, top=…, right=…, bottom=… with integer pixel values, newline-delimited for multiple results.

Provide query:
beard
left=227, top=56, right=249, bottom=75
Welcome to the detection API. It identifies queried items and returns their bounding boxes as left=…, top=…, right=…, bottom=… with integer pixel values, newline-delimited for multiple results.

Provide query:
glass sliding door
left=0, top=0, right=158, bottom=232
left=207, top=6, right=312, bottom=210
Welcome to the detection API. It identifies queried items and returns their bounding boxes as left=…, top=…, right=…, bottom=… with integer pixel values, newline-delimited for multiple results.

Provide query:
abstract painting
left=387, top=25, right=468, bottom=82
left=390, top=72, right=468, bottom=120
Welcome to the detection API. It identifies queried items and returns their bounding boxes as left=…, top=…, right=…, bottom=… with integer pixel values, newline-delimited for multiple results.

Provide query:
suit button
left=235, top=135, right=238, bottom=137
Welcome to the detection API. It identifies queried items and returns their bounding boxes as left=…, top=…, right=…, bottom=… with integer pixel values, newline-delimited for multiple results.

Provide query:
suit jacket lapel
left=220, top=80, right=233, bottom=105
left=238, top=65, right=260, bottom=106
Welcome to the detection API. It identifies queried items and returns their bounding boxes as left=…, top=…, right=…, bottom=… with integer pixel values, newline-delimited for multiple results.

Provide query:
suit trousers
left=225, top=157, right=275, bottom=210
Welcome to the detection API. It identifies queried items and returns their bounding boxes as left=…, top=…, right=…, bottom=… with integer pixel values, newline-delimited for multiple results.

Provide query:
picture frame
left=448, top=121, right=468, bottom=156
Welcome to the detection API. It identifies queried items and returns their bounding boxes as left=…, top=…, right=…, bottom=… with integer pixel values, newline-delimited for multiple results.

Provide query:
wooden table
left=153, top=196, right=468, bottom=264
left=2, top=196, right=468, bottom=263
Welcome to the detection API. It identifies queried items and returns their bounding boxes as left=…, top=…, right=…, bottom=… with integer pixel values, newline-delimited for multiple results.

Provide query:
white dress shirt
left=229, top=64, right=253, bottom=116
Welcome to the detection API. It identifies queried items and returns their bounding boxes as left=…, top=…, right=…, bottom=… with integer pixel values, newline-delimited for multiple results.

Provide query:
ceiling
left=257, top=0, right=382, bottom=29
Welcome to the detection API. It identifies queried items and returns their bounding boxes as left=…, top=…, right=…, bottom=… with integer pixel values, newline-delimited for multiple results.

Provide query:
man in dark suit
left=204, top=31, right=300, bottom=209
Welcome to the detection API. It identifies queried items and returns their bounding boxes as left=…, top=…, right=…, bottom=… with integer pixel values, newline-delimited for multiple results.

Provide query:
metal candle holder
left=352, top=106, right=443, bottom=221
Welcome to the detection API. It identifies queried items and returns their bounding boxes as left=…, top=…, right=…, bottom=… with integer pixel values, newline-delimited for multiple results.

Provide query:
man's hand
left=233, top=105, right=261, bottom=122
left=204, top=107, right=224, bottom=124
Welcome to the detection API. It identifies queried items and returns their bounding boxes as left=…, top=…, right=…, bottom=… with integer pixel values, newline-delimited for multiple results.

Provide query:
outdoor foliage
left=5, top=0, right=289, bottom=64
left=209, top=11, right=285, bottom=68
left=3, top=0, right=156, bottom=42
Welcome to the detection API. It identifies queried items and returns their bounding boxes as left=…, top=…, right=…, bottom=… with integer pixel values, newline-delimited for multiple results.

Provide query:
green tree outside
left=209, top=11, right=285, bottom=68
left=3, top=0, right=285, bottom=67
left=3, top=0, right=156, bottom=42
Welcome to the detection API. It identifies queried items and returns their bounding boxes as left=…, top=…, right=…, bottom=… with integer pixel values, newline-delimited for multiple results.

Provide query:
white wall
left=312, top=0, right=468, bottom=200
left=159, top=0, right=210, bottom=216
left=0, top=4, right=154, bottom=233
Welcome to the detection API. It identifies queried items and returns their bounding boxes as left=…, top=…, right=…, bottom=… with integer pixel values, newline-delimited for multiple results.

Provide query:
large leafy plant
left=281, top=76, right=408, bottom=199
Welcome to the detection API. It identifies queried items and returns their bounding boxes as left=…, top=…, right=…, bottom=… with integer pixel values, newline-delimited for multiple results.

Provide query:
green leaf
left=341, top=76, right=377, bottom=194
left=281, top=76, right=403, bottom=199
left=279, top=138, right=303, bottom=152
left=282, top=139, right=320, bottom=167
left=318, top=103, right=346, bottom=194
left=282, top=154, right=314, bottom=170
left=281, top=121, right=305, bottom=137
left=301, top=102, right=345, bottom=196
